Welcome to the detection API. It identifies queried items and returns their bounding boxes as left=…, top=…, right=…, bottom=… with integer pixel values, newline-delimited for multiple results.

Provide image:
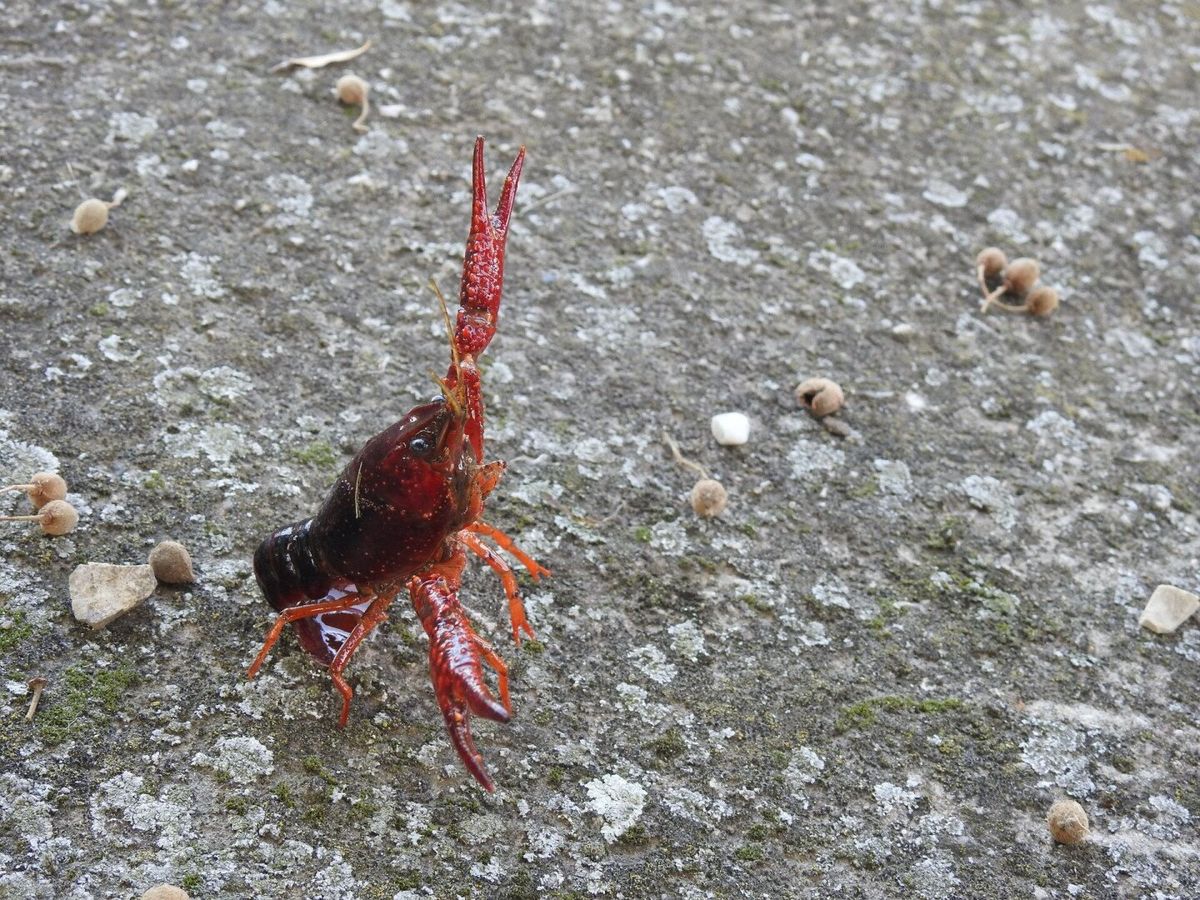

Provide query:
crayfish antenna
left=429, top=277, right=463, bottom=394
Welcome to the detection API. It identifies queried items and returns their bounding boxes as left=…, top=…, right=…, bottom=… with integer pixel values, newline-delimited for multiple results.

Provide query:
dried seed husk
left=976, top=246, right=1007, bottom=281
left=37, top=500, right=79, bottom=535
left=1, top=471, right=67, bottom=508
left=795, top=378, right=845, bottom=417
left=71, top=198, right=109, bottom=235
left=1004, top=257, right=1041, bottom=298
left=1025, top=284, right=1060, bottom=317
left=149, top=540, right=196, bottom=584
left=1047, top=799, right=1089, bottom=844
left=690, top=479, right=728, bottom=517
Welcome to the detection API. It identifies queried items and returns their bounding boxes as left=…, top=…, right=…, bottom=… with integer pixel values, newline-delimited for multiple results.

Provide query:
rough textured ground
left=2, top=1, right=1199, bottom=898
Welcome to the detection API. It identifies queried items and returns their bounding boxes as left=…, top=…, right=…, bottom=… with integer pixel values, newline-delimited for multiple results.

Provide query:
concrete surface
left=1, top=1, right=1199, bottom=897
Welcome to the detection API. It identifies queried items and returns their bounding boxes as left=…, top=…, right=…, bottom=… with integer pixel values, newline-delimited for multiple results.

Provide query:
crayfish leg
left=466, top=521, right=552, bottom=581
left=328, top=592, right=394, bottom=728
left=459, top=530, right=535, bottom=646
left=247, top=591, right=369, bottom=680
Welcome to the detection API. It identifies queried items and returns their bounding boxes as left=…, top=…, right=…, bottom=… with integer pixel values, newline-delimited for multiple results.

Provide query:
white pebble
left=1138, top=584, right=1199, bottom=634
left=710, top=412, right=750, bottom=446
left=69, top=563, right=157, bottom=629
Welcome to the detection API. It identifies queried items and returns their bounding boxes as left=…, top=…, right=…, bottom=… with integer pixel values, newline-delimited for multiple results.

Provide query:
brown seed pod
left=1047, top=799, right=1089, bottom=844
left=1, top=499, right=79, bottom=535
left=1, top=472, right=67, bottom=509
left=1004, top=257, right=1041, bottom=298
left=38, top=500, right=80, bottom=535
left=149, top=540, right=196, bottom=584
left=690, top=478, right=728, bottom=517
left=71, top=199, right=110, bottom=235
left=335, top=74, right=370, bottom=133
left=975, top=246, right=1007, bottom=282
left=70, top=189, right=126, bottom=235
left=795, top=378, right=845, bottom=418
left=1025, top=284, right=1060, bottom=317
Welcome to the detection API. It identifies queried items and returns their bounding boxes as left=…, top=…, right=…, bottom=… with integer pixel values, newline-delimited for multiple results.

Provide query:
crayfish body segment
left=248, top=138, right=546, bottom=792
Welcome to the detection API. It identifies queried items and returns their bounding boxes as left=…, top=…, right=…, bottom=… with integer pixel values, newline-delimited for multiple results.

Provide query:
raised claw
left=409, top=568, right=511, bottom=791
left=456, top=136, right=526, bottom=360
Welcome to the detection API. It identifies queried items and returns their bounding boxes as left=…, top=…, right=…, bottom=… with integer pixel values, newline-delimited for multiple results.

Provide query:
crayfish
left=248, top=137, right=547, bottom=791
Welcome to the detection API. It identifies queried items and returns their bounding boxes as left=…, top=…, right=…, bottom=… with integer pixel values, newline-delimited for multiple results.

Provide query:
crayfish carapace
left=248, top=137, right=547, bottom=792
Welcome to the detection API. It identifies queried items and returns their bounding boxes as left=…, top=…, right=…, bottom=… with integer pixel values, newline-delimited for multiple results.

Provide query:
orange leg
left=247, top=593, right=367, bottom=680
left=465, top=521, right=551, bottom=580
left=460, top=531, right=535, bottom=645
left=328, top=592, right=395, bottom=728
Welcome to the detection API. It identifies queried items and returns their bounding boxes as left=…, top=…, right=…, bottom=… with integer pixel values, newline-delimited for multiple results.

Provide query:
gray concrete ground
left=2, top=1, right=1199, bottom=897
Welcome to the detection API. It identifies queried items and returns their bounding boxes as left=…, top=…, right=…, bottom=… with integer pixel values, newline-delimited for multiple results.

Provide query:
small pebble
left=1138, top=584, right=1199, bottom=634
left=1047, top=799, right=1089, bottom=844
left=149, top=540, right=196, bottom=584
left=710, top=412, right=750, bottom=446
left=690, top=479, right=728, bottom=517
left=69, top=563, right=157, bottom=630
left=141, top=887, right=190, bottom=900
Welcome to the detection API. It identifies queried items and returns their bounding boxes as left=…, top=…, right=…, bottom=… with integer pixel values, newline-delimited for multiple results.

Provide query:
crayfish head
left=393, top=396, right=467, bottom=474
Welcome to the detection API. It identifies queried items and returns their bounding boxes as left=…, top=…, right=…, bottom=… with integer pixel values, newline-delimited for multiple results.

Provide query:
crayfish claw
left=431, top=646, right=507, bottom=792
left=411, top=568, right=513, bottom=790
left=442, top=695, right=496, bottom=793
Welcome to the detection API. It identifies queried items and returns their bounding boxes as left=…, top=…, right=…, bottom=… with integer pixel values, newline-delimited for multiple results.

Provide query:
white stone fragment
left=1138, top=584, right=1200, bottom=634
left=68, top=563, right=157, bottom=629
left=710, top=412, right=750, bottom=446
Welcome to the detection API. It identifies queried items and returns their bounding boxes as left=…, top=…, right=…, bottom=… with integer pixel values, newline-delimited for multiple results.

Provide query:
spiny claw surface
left=410, top=570, right=510, bottom=791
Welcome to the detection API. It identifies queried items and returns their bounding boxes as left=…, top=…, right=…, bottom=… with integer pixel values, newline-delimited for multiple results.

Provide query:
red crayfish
left=248, top=137, right=547, bottom=791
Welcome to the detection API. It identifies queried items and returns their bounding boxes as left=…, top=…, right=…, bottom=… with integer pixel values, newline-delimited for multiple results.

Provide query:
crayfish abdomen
left=247, top=138, right=546, bottom=792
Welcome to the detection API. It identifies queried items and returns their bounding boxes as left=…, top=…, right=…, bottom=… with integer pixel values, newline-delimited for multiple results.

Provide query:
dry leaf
left=1122, top=147, right=1150, bottom=164
left=271, top=40, right=371, bottom=73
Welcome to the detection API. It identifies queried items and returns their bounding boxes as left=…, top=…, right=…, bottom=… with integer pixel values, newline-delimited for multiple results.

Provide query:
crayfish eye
left=408, top=435, right=433, bottom=457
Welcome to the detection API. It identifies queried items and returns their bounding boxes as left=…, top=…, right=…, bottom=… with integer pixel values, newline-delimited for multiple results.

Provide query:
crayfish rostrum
left=248, top=137, right=547, bottom=791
